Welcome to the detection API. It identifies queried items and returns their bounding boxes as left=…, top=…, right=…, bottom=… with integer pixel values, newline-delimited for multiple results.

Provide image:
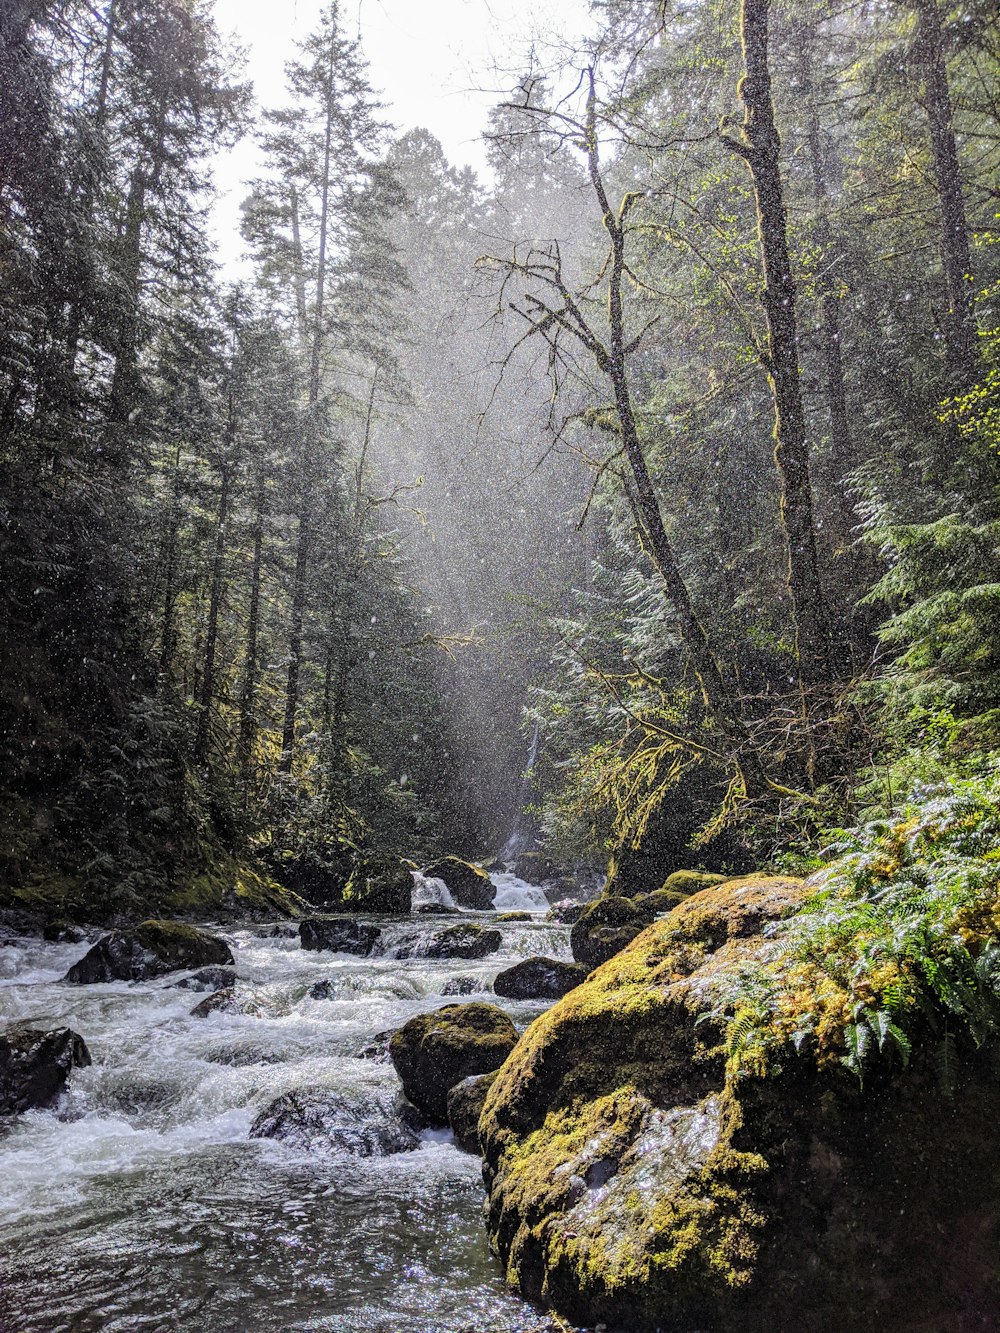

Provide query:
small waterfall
left=500, top=721, right=540, bottom=863
left=409, top=870, right=457, bottom=910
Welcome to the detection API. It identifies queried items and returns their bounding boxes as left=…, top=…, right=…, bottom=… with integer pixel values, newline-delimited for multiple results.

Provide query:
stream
left=0, top=874, right=576, bottom=1332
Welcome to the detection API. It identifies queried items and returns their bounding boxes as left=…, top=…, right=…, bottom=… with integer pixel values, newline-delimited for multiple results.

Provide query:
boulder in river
left=42, top=920, right=87, bottom=944
left=492, top=956, right=588, bottom=1001
left=191, top=987, right=270, bottom=1018
left=341, top=855, right=412, bottom=913
left=480, top=873, right=1000, bottom=1330
left=497, top=911, right=533, bottom=923
left=299, top=917, right=381, bottom=955
left=447, top=1071, right=498, bottom=1154
left=421, top=857, right=495, bottom=910
left=174, top=965, right=236, bottom=993
left=390, top=1002, right=518, bottom=1124
left=545, top=900, right=585, bottom=926
left=65, top=920, right=234, bottom=983
left=249, top=1088, right=419, bottom=1156
left=512, top=850, right=555, bottom=883
left=0, top=1027, right=91, bottom=1114
left=427, top=923, right=502, bottom=960
left=569, top=895, right=651, bottom=969
left=442, top=975, right=487, bottom=996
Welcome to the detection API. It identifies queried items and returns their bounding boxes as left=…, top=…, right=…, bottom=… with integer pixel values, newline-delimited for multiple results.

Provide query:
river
left=0, top=873, right=578, bottom=1332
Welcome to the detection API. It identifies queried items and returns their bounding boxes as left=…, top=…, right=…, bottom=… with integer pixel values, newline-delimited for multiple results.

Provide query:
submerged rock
left=190, top=987, right=270, bottom=1018
left=421, top=857, right=495, bottom=911
left=480, top=873, right=1000, bottom=1330
left=249, top=1088, right=419, bottom=1156
left=390, top=1002, right=518, bottom=1124
left=299, top=917, right=381, bottom=955
left=546, top=900, right=585, bottom=926
left=493, top=957, right=588, bottom=1001
left=174, top=965, right=236, bottom=993
left=442, top=975, right=486, bottom=996
left=447, top=1071, right=498, bottom=1154
left=0, top=1027, right=91, bottom=1114
left=65, top=921, right=234, bottom=983
left=352, top=1029, right=395, bottom=1061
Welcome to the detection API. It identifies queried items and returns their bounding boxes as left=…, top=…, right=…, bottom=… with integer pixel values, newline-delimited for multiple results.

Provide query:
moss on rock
left=422, top=856, right=496, bottom=910
left=390, top=1002, right=518, bottom=1124
left=480, top=869, right=1000, bottom=1328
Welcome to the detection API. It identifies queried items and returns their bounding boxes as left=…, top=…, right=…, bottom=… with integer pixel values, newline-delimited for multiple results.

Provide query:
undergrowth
left=704, top=766, right=1000, bottom=1090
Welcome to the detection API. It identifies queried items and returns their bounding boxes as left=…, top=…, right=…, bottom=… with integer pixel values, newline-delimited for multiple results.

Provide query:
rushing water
left=0, top=880, right=580, bottom=1333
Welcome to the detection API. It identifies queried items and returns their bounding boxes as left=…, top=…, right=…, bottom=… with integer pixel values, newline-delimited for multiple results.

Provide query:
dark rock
left=66, top=920, right=234, bottom=984
left=447, top=1071, right=498, bottom=1154
left=513, top=850, right=555, bottom=883
left=493, top=956, right=588, bottom=1001
left=42, top=920, right=86, bottom=944
left=570, top=896, right=650, bottom=969
left=415, top=903, right=462, bottom=915
left=546, top=899, right=586, bottom=926
left=353, top=1028, right=395, bottom=1061
left=341, top=855, right=412, bottom=913
left=0, top=1027, right=91, bottom=1114
left=422, top=857, right=496, bottom=911
left=174, top=966, right=236, bottom=993
left=497, top=911, right=533, bottom=923
left=249, top=1087, right=419, bottom=1156
left=442, top=975, right=485, bottom=996
left=389, top=1002, right=518, bottom=1124
left=428, top=923, right=502, bottom=960
left=191, top=987, right=269, bottom=1018
left=299, top=916, right=381, bottom=955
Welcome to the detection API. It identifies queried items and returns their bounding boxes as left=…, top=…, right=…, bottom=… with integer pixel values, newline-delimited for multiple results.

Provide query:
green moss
left=660, top=870, right=729, bottom=897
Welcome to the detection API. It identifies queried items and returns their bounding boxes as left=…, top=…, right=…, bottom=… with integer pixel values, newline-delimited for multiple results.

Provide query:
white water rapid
left=0, top=906, right=575, bottom=1332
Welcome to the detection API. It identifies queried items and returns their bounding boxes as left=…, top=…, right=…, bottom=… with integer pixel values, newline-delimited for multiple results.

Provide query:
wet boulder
left=42, top=920, right=87, bottom=944
left=65, top=920, right=234, bottom=983
left=191, top=987, right=271, bottom=1018
left=546, top=900, right=586, bottom=926
left=447, top=1071, right=498, bottom=1154
left=249, top=1088, right=419, bottom=1156
left=513, top=851, right=555, bottom=883
left=497, top=911, right=533, bottom=923
left=0, top=1027, right=91, bottom=1114
left=352, top=1028, right=395, bottom=1061
left=390, top=1002, right=518, bottom=1124
left=569, top=896, right=651, bottom=969
left=442, top=975, right=486, bottom=996
left=341, top=855, right=412, bottom=914
left=174, top=965, right=236, bottom=993
left=427, top=923, right=502, bottom=960
left=422, top=857, right=496, bottom=911
left=299, top=916, right=381, bottom=955
left=659, top=868, right=729, bottom=897
left=493, top=956, right=588, bottom=1001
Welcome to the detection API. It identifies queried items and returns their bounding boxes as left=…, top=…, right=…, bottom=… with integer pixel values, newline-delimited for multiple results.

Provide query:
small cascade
left=409, top=870, right=457, bottom=910
left=491, top=872, right=549, bottom=914
left=500, top=721, right=540, bottom=863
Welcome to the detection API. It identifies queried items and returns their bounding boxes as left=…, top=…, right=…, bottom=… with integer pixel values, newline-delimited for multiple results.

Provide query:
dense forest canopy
left=1, top=0, right=998, bottom=923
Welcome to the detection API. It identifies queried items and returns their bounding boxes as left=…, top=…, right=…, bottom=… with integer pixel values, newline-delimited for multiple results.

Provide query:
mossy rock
left=342, top=855, right=412, bottom=914
left=422, top=856, right=495, bottom=910
left=479, top=874, right=1000, bottom=1329
left=569, top=896, right=649, bottom=969
left=426, top=923, right=502, bottom=960
left=497, top=911, right=533, bottom=923
left=513, top=851, right=555, bottom=883
left=493, top=956, right=589, bottom=1001
left=390, top=1002, right=518, bottom=1124
left=65, top=920, right=234, bottom=983
left=660, top=869, right=728, bottom=897
left=447, top=1070, right=498, bottom=1154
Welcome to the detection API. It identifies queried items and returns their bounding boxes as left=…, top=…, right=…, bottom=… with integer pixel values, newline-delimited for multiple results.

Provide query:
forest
left=2, top=0, right=1000, bottom=1329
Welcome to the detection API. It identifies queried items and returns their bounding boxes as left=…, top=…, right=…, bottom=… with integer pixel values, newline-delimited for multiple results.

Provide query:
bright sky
left=209, top=0, right=595, bottom=272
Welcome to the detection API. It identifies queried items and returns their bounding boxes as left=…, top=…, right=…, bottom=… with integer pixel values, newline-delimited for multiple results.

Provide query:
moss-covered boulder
left=341, top=855, right=412, bottom=913
left=493, top=957, right=588, bottom=1001
left=497, top=911, right=534, bottom=923
left=65, top=920, right=234, bottom=983
left=422, top=856, right=496, bottom=910
left=660, top=868, right=728, bottom=897
left=480, top=872, right=1000, bottom=1329
left=390, top=1002, right=518, bottom=1124
left=569, top=896, right=650, bottom=969
left=447, top=1070, right=498, bottom=1153
left=546, top=900, right=586, bottom=926
left=513, top=851, right=555, bottom=883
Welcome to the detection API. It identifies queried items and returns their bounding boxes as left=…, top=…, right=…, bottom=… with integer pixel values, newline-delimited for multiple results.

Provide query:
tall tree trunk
left=238, top=469, right=266, bottom=799
left=195, top=418, right=234, bottom=764
left=729, top=0, right=832, bottom=693
left=158, top=441, right=183, bottom=678
left=912, top=0, right=976, bottom=388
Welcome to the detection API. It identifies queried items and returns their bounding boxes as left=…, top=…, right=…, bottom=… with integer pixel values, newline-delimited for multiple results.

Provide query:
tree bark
left=733, top=0, right=832, bottom=692
left=238, top=469, right=265, bottom=798
left=912, top=0, right=976, bottom=388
